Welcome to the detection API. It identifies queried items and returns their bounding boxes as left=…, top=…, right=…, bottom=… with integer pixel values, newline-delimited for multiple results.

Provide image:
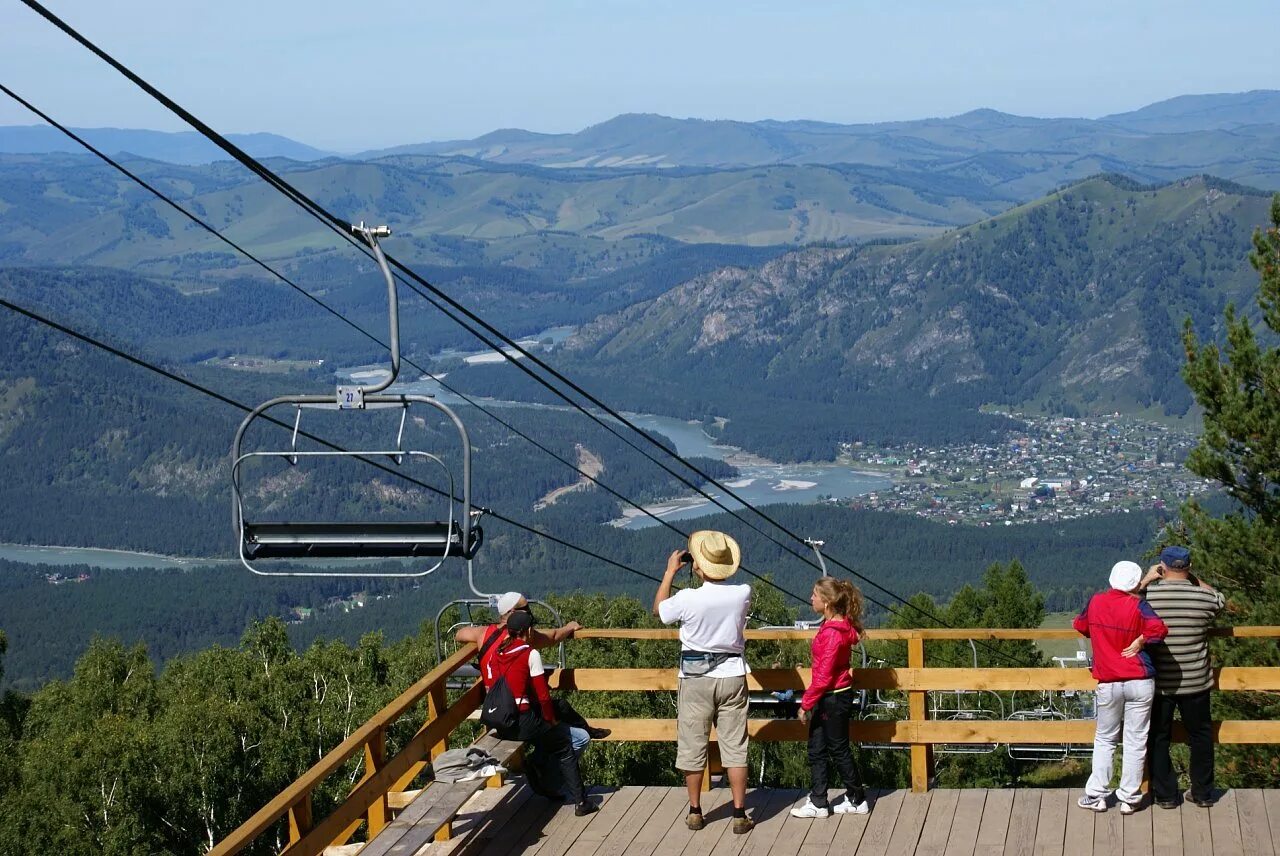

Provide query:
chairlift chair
left=230, top=224, right=482, bottom=577
left=930, top=641, right=1003, bottom=755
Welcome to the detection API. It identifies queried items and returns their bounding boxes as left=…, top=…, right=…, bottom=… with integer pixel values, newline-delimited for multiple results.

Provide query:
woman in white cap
left=1072, top=560, right=1168, bottom=813
left=654, top=530, right=755, bottom=835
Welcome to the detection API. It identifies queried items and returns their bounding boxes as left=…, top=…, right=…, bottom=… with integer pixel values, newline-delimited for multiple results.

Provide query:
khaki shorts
left=676, top=675, right=749, bottom=771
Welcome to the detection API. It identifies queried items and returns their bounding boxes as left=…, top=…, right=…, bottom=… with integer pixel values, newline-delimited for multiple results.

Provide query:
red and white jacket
left=1073, top=589, right=1168, bottom=683
left=802, top=617, right=858, bottom=711
left=479, top=625, right=556, bottom=721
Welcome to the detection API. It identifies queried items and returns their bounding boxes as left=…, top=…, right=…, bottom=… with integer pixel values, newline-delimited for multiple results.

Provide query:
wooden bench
left=353, top=732, right=524, bottom=856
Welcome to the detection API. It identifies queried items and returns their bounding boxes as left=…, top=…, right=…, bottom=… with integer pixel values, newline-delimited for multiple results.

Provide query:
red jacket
left=802, top=617, right=858, bottom=711
left=1073, top=589, right=1168, bottom=682
left=479, top=625, right=555, bottom=721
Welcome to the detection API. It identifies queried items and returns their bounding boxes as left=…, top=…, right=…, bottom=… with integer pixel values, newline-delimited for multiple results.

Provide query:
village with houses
left=841, top=412, right=1214, bottom=526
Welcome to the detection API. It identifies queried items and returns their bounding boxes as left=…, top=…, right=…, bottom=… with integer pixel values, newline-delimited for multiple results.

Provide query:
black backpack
left=478, top=630, right=521, bottom=732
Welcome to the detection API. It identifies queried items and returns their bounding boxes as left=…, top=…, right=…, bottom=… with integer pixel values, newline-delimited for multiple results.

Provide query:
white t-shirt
left=658, top=582, right=752, bottom=678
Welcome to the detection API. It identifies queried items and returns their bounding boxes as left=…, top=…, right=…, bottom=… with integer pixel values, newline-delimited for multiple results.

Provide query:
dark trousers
left=553, top=698, right=589, bottom=731
left=1148, top=689, right=1214, bottom=802
left=807, top=691, right=866, bottom=807
left=501, top=709, right=586, bottom=804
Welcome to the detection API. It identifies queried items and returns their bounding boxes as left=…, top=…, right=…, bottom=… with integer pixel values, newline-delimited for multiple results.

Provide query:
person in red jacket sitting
left=790, top=578, right=869, bottom=818
left=481, top=610, right=597, bottom=816
left=1073, top=560, right=1168, bottom=814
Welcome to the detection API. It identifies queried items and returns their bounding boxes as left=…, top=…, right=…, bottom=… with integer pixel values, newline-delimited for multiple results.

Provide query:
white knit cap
left=1109, top=561, right=1142, bottom=592
left=495, top=591, right=525, bottom=615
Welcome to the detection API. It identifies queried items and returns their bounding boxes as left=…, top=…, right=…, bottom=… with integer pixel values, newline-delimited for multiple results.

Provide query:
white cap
left=495, top=591, right=525, bottom=615
left=1109, top=561, right=1142, bottom=592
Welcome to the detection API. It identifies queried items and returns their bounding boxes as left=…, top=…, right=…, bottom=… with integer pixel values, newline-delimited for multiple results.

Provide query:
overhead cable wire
left=0, top=295, right=673, bottom=589
left=16, top=0, right=1033, bottom=663
left=0, top=81, right=816, bottom=609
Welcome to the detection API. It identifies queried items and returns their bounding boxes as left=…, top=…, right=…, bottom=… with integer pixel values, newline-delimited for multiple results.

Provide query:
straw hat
left=688, top=530, right=741, bottom=581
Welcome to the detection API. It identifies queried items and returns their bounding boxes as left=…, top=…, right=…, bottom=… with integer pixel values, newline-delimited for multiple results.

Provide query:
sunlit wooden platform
left=403, top=782, right=1280, bottom=856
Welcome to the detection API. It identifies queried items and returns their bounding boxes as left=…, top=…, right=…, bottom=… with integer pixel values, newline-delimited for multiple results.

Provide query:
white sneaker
left=1118, top=798, right=1141, bottom=815
left=790, top=799, right=832, bottom=818
left=832, top=797, right=870, bottom=815
left=1077, top=794, right=1108, bottom=812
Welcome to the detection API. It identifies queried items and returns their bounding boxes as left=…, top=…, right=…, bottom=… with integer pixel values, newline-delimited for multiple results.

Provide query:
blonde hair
left=813, top=578, right=864, bottom=632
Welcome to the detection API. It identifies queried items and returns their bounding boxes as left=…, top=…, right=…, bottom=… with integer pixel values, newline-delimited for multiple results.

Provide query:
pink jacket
left=802, top=617, right=858, bottom=711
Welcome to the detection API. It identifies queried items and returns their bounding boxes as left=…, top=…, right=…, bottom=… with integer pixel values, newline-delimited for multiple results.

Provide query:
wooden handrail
left=215, top=625, right=1280, bottom=853
left=573, top=626, right=1280, bottom=641
left=210, top=643, right=478, bottom=856
left=546, top=666, right=1280, bottom=693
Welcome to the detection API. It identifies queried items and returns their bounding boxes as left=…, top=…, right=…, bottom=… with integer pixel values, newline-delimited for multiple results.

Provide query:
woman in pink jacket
left=791, top=578, right=870, bottom=818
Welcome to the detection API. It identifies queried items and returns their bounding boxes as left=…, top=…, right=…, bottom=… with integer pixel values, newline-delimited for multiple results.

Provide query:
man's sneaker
left=1077, top=794, right=1108, bottom=812
left=575, top=800, right=598, bottom=817
left=1184, top=789, right=1215, bottom=808
left=585, top=726, right=612, bottom=739
left=1118, top=798, right=1142, bottom=815
left=732, top=816, right=755, bottom=835
left=1155, top=798, right=1179, bottom=810
left=832, top=797, right=870, bottom=815
left=686, top=810, right=705, bottom=831
left=790, top=799, right=832, bottom=818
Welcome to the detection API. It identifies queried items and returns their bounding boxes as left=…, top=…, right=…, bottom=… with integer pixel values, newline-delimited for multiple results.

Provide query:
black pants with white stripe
left=1148, top=689, right=1213, bottom=802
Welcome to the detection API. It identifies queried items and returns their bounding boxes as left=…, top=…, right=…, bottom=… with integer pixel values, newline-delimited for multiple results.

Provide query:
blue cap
left=1159, top=546, right=1191, bottom=569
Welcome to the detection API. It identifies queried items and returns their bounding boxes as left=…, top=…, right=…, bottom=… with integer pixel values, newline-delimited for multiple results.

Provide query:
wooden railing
left=212, top=626, right=1280, bottom=854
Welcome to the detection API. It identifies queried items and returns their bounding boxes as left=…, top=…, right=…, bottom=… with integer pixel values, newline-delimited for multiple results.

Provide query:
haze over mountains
left=2, top=90, right=1278, bottom=193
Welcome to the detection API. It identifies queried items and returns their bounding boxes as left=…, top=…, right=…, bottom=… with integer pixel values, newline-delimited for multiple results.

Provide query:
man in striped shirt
left=1139, top=545, right=1225, bottom=809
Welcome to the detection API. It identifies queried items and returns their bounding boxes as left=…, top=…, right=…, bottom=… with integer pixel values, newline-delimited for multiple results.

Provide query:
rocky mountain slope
left=561, top=175, right=1273, bottom=424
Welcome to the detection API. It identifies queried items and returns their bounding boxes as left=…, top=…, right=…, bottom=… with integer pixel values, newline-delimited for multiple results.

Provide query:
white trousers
left=1086, top=678, right=1155, bottom=803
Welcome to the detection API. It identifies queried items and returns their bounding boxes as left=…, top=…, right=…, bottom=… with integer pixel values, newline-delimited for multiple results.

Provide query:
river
left=339, top=326, right=894, bottom=529
left=0, top=544, right=225, bottom=570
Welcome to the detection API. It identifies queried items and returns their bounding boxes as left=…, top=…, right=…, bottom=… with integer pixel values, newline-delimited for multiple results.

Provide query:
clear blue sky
left=2, top=0, right=1277, bottom=151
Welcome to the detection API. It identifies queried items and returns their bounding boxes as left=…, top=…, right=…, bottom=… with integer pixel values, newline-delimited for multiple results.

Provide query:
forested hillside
left=444, top=175, right=1269, bottom=459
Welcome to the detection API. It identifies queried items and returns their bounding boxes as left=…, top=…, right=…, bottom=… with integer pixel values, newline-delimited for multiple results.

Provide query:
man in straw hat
left=654, top=530, right=755, bottom=835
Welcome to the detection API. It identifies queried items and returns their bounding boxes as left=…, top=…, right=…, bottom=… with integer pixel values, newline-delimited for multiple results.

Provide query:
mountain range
left=447, top=174, right=1273, bottom=458
left=2, top=90, right=1278, bottom=193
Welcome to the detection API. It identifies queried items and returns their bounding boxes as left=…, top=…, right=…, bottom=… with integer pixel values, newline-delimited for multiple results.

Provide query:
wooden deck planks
left=854, top=789, right=906, bottom=856
left=1151, top=803, right=1183, bottom=856
left=591, top=786, right=671, bottom=856
left=410, top=785, right=1277, bottom=856
left=1180, top=801, right=1214, bottom=856
left=915, top=788, right=960, bottom=856
left=1062, top=789, right=1095, bottom=856
left=1003, top=788, right=1041, bottom=856
left=525, top=789, right=615, bottom=856
left=1264, top=791, right=1280, bottom=855
left=763, top=792, right=818, bottom=856
left=830, top=789, right=875, bottom=855
left=421, top=784, right=521, bottom=856
left=621, top=787, right=695, bottom=856
left=1209, top=789, right=1246, bottom=856
left=886, top=792, right=933, bottom=855
left=943, top=789, right=988, bottom=856
left=974, top=789, right=1015, bottom=856
left=1120, top=800, right=1153, bottom=856
left=739, top=789, right=805, bottom=856
left=1236, top=790, right=1277, bottom=856
left=709, top=789, right=790, bottom=856
left=466, top=791, right=563, bottom=856
left=1092, top=799, right=1121, bottom=854
left=563, top=786, right=643, bottom=856
left=1031, top=790, right=1067, bottom=856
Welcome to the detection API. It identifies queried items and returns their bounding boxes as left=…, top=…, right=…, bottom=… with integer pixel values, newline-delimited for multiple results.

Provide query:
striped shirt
left=1142, top=579, right=1225, bottom=695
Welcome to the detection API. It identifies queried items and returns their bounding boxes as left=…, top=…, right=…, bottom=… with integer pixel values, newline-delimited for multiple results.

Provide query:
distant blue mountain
left=0, top=126, right=333, bottom=164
